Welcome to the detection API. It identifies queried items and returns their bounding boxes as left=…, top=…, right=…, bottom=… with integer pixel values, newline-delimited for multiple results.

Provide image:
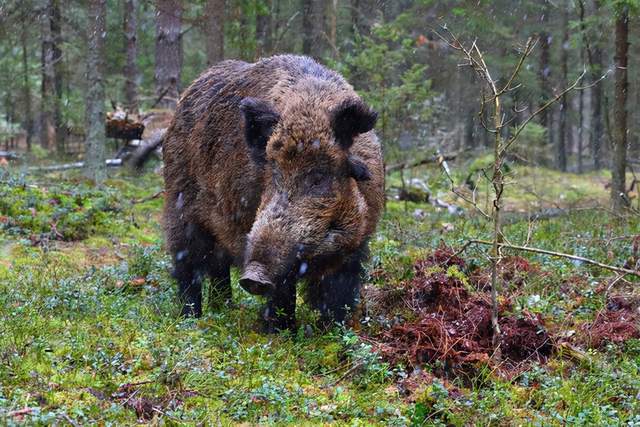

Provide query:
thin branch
left=497, top=38, right=538, bottom=97
left=502, top=69, right=587, bottom=155
left=463, top=239, right=640, bottom=277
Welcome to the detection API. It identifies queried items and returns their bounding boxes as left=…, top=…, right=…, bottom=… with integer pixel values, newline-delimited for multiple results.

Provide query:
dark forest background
left=1, top=1, right=637, bottom=174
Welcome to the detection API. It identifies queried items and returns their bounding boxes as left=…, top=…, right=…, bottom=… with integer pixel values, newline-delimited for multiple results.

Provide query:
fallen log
left=0, top=151, right=19, bottom=160
left=28, top=159, right=123, bottom=172
left=385, top=152, right=458, bottom=174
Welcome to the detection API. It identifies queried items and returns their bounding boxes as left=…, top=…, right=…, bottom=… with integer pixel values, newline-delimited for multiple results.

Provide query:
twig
left=386, top=152, right=458, bottom=174
left=501, top=69, right=588, bottom=155
left=328, top=361, right=364, bottom=387
left=131, top=190, right=165, bottom=204
left=462, top=239, right=640, bottom=277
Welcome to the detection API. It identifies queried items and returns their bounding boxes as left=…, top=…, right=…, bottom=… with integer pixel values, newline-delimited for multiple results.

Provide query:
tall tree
left=40, top=0, right=57, bottom=149
left=84, top=0, right=107, bottom=183
left=350, top=0, right=372, bottom=36
left=155, top=0, right=183, bottom=109
left=256, top=0, right=272, bottom=58
left=611, top=3, right=629, bottom=212
left=123, top=0, right=139, bottom=112
left=204, top=0, right=225, bottom=66
left=302, top=0, right=325, bottom=59
left=538, top=28, right=553, bottom=148
left=326, top=0, right=338, bottom=55
left=51, top=0, right=64, bottom=153
left=21, top=24, right=33, bottom=151
left=589, top=0, right=605, bottom=169
left=577, top=0, right=587, bottom=173
left=557, top=2, right=570, bottom=172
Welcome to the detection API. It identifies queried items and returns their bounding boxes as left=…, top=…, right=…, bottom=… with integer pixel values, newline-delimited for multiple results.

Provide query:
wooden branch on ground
left=0, top=151, right=19, bottom=160
left=462, top=239, right=640, bottom=277
left=28, top=159, right=123, bottom=172
left=131, top=190, right=165, bottom=204
left=386, top=152, right=457, bottom=174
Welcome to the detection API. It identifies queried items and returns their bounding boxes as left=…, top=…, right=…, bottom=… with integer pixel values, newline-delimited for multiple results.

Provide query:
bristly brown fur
left=161, top=55, right=384, bottom=329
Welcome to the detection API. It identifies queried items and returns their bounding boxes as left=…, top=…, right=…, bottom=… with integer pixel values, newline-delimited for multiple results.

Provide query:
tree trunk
left=51, top=0, right=64, bottom=154
left=590, top=0, right=604, bottom=169
left=256, top=0, right=272, bottom=58
left=84, top=0, right=107, bottom=183
left=204, top=0, right=225, bottom=66
left=326, top=0, right=338, bottom=55
left=538, top=30, right=553, bottom=148
left=611, top=5, right=629, bottom=212
left=155, top=0, right=183, bottom=110
left=302, top=0, right=325, bottom=59
left=557, top=5, right=569, bottom=172
left=40, top=0, right=57, bottom=150
left=123, top=0, right=139, bottom=112
left=21, top=25, right=33, bottom=151
left=350, top=0, right=371, bottom=35
left=577, top=0, right=586, bottom=173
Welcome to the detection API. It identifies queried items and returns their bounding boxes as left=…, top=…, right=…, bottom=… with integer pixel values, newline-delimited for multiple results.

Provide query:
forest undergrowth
left=1, top=163, right=639, bottom=425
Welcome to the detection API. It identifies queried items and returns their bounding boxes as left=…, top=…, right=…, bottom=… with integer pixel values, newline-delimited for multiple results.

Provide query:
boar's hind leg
left=172, top=222, right=231, bottom=317
left=307, top=245, right=368, bottom=326
left=263, top=279, right=297, bottom=333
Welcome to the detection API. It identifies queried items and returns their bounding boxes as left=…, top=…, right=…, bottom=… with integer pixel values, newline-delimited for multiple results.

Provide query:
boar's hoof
left=240, top=264, right=275, bottom=295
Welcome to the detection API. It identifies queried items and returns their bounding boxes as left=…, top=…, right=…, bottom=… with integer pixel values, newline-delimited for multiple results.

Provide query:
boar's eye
left=347, top=155, right=372, bottom=181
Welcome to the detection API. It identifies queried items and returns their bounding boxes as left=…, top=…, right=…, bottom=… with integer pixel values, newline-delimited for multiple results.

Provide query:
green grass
left=1, top=166, right=639, bottom=425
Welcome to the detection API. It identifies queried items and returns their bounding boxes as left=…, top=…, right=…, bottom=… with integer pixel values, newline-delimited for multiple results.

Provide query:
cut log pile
left=106, top=108, right=145, bottom=140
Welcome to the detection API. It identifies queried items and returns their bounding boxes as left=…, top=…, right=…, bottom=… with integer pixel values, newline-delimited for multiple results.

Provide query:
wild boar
left=154, top=55, right=384, bottom=331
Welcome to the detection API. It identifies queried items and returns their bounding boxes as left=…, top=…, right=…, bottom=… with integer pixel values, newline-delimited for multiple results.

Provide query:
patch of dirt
left=362, top=248, right=553, bottom=374
left=580, top=296, right=640, bottom=349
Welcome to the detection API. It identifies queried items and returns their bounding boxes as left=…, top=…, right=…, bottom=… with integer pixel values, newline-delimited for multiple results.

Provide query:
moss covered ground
left=1, top=164, right=639, bottom=425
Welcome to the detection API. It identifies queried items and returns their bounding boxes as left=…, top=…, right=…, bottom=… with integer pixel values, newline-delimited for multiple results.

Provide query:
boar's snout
left=239, top=262, right=275, bottom=295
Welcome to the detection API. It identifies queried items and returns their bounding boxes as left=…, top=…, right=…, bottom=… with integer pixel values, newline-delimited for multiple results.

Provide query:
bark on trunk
left=577, top=0, right=586, bottom=173
left=84, top=0, right=107, bottom=183
left=204, top=0, right=225, bottom=66
left=51, top=0, right=64, bottom=153
left=326, top=0, right=338, bottom=55
left=40, top=0, right=56, bottom=149
left=302, top=0, right=325, bottom=59
left=256, top=0, right=272, bottom=58
left=611, top=6, right=629, bottom=212
left=21, top=26, right=33, bottom=151
left=557, top=5, right=569, bottom=172
left=155, top=0, right=183, bottom=110
left=350, top=0, right=372, bottom=35
left=123, top=0, right=139, bottom=112
left=590, top=0, right=604, bottom=169
left=539, top=30, right=553, bottom=148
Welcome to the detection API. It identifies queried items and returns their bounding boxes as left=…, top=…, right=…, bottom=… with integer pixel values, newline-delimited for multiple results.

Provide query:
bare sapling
left=436, top=28, right=590, bottom=357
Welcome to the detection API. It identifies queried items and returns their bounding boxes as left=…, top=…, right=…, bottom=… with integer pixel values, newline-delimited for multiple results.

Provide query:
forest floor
left=1, top=160, right=639, bottom=425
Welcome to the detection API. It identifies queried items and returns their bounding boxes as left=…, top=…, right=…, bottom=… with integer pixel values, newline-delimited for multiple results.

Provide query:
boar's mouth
left=239, top=262, right=276, bottom=295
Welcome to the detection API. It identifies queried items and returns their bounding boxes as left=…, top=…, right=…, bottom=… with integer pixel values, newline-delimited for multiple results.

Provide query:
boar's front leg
left=262, top=279, right=297, bottom=333
left=171, top=221, right=231, bottom=317
left=306, top=244, right=367, bottom=326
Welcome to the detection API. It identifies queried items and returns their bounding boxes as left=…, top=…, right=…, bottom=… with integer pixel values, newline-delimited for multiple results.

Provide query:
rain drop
left=299, top=262, right=308, bottom=276
left=176, top=249, right=189, bottom=261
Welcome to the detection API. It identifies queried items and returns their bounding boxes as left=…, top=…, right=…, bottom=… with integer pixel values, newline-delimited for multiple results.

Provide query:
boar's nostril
left=239, top=263, right=275, bottom=295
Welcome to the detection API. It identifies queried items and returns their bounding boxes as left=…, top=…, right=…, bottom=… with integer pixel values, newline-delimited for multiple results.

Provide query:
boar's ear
left=347, top=155, right=372, bottom=181
left=330, top=98, right=378, bottom=149
left=240, top=97, right=280, bottom=163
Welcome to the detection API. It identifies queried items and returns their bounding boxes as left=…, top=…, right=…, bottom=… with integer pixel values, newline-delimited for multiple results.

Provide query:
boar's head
left=238, top=92, right=377, bottom=295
